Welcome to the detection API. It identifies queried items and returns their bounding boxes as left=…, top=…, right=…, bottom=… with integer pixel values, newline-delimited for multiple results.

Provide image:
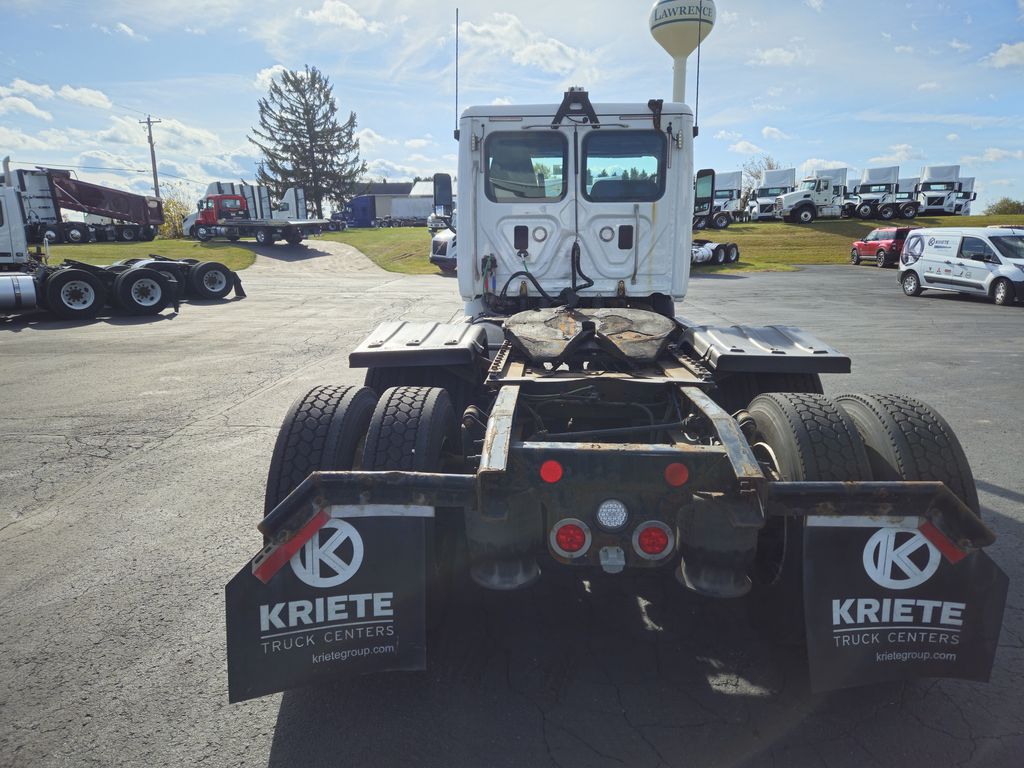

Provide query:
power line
left=11, top=160, right=205, bottom=184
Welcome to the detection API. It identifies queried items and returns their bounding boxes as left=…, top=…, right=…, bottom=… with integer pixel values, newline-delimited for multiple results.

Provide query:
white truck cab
left=955, top=177, right=977, bottom=216
left=456, top=90, right=696, bottom=317
left=850, top=166, right=900, bottom=220
left=710, top=170, right=742, bottom=228
left=774, top=167, right=849, bottom=223
left=916, top=165, right=962, bottom=216
left=898, top=226, right=1024, bottom=305
left=747, top=167, right=795, bottom=222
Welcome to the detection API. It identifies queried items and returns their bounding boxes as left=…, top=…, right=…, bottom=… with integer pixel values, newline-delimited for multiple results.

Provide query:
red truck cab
left=851, top=226, right=920, bottom=268
left=198, top=195, right=249, bottom=225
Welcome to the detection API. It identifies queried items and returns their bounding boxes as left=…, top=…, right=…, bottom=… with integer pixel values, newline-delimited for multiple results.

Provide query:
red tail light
left=633, top=522, right=674, bottom=560
left=550, top=518, right=591, bottom=557
left=664, top=462, right=689, bottom=487
left=540, top=460, right=563, bottom=484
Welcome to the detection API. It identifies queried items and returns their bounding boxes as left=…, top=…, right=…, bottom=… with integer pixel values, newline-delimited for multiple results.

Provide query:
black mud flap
left=803, top=515, right=1008, bottom=692
left=226, top=504, right=430, bottom=703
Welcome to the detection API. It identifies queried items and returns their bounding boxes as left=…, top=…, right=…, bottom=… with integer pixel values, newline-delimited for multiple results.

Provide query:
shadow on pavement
left=1, top=309, right=178, bottom=330
left=249, top=242, right=337, bottom=262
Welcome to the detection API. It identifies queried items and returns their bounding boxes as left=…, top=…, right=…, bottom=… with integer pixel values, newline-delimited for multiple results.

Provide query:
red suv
left=850, top=226, right=920, bottom=268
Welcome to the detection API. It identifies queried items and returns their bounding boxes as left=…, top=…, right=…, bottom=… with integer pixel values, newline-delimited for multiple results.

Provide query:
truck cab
left=775, top=168, right=849, bottom=224
left=709, top=170, right=743, bottom=228
left=456, top=89, right=695, bottom=317
left=747, top=168, right=796, bottom=222
left=955, top=177, right=977, bottom=216
left=198, top=195, right=249, bottom=226
left=0, top=184, right=30, bottom=266
left=916, top=165, right=962, bottom=216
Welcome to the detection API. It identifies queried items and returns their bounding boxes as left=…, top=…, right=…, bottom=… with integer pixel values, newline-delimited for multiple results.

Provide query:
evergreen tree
left=248, top=65, right=366, bottom=218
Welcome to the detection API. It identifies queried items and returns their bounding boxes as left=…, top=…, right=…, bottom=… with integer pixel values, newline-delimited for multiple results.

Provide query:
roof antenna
left=693, top=0, right=704, bottom=137
left=453, top=8, right=460, bottom=141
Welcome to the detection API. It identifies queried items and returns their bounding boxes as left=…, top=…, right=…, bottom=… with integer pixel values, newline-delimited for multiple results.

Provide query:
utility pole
left=140, top=115, right=162, bottom=197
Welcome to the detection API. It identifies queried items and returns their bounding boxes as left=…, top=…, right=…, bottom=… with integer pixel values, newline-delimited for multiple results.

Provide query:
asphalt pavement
left=1, top=240, right=1021, bottom=768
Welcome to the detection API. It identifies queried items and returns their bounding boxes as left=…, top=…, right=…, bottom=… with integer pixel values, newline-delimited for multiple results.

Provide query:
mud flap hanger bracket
left=766, top=480, right=996, bottom=561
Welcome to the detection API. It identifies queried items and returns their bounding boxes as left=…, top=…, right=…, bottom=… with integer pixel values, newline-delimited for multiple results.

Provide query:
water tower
left=649, top=0, right=716, bottom=103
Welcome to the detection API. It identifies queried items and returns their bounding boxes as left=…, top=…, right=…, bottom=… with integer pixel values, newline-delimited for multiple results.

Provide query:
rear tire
left=879, top=204, right=896, bottom=220
left=255, top=229, right=275, bottom=246
left=65, top=223, right=89, bottom=244
left=900, top=204, right=918, bottom=220
left=796, top=207, right=815, bottom=224
left=188, top=261, right=233, bottom=300
left=264, top=385, right=378, bottom=515
left=835, top=394, right=979, bottom=514
left=902, top=270, right=922, bottom=296
left=114, top=267, right=170, bottom=315
left=746, top=393, right=872, bottom=644
left=875, top=249, right=887, bottom=268
left=712, top=212, right=730, bottom=230
left=726, top=243, right=739, bottom=263
left=362, top=387, right=464, bottom=627
left=711, top=245, right=726, bottom=265
left=850, top=248, right=861, bottom=265
left=44, top=269, right=106, bottom=320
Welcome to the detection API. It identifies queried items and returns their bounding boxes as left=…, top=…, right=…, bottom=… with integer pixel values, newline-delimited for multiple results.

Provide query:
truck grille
left=431, top=239, right=448, bottom=256
left=927, top=196, right=944, bottom=206
left=774, top=200, right=783, bottom=212
left=760, top=204, right=774, bottom=214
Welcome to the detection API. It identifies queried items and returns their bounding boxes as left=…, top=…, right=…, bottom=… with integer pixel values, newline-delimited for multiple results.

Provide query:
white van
left=898, top=226, right=1024, bottom=305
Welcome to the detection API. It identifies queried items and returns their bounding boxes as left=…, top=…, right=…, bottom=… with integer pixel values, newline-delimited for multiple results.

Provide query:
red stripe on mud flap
left=919, top=519, right=967, bottom=564
left=253, top=507, right=330, bottom=583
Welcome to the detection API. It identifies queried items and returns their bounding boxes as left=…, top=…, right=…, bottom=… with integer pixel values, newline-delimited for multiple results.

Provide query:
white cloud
left=405, top=138, right=431, bottom=149
left=729, top=140, right=764, bottom=155
left=0, top=125, right=52, bottom=151
left=115, top=22, right=148, bottom=41
left=855, top=110, right=1011, bottom=129
left=949, top=38, right=971, bottom=53
left=960, top=147, right=1024, bottom=163
left=490, top=97, right=512, bottom=106
left=947, top=133, right=960, bottom=142
left=0, top=79, right=55, bottom=100
left=761, top=126, right=792, bottom=140
left=184, top=26, right=206, bottom=35
left=461, top=13, right=599, bottom=85
left=254, top=65, right=287, bottom=91
left=748, top=47, right=801, bottom=66
left=58, top=85, right=112, bottom=109
left=0, top=96, right=53, bottom=121
left=714, top=130, right=742, bottom=141
left=868, top=144, right=924, bottom=164
left=297, top=1, right=383, bottom=33
left=719, top=11, right=738, bottom=23
left=894, top=45, right=914, bottom=54
left=917, top=81, right=939, bottom=91
left=985, top=41, right=1024, bottom=68
left=805, top=0, right=824, bottom=11
left=355, top=127, right=396, bottom=152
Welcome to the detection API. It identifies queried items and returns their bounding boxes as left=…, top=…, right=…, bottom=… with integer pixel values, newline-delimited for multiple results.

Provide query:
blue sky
left=2, top=0, right=1023, bottom=212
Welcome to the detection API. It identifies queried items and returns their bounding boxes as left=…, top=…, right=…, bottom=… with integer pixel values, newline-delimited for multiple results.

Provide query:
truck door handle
left=944, top=260, right=952, bottom=265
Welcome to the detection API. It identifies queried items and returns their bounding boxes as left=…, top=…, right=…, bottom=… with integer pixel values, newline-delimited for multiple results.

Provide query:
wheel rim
left=197, top=227, right=209, bottom=239
left=904, top=274, right=917, bottom=293
left=203, top=270, right=228, bottom=292
left=995, top=282, right=1007, bottom=303
left=67, top=228, right=83, bottom=243
left=850, top=250, right=858, bottom=263
left=61, top=280, right=95, bottom=309
left=800, top=211, right=812, bottom=222
left=130, top=278, right=162, bottom=306
left=122, top=229, right=136, bottom=241
left=44, top=229, right=58, bottom=242
left=876, top=251, right=886, bottom=266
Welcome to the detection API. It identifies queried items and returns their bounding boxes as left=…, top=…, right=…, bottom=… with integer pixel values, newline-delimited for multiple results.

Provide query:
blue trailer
left=343, top=195, right=377, bottom=228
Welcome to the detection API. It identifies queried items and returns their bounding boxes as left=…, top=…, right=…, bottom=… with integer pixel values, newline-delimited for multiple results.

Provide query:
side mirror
left=693, top=168, right=715, bottom=216
left=433, top=173, right=453, bottom=215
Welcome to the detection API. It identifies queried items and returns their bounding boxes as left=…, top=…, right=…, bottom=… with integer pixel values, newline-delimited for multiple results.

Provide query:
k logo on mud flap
left=290, top=519, right=364, bottom=588
left=862, top=528, right=940, bottom=590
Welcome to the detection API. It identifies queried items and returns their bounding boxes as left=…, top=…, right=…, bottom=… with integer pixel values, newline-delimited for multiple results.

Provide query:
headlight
left=1014, top=262, right=1024, bottom=275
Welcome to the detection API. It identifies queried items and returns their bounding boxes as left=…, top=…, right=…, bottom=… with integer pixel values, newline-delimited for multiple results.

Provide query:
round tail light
left=664, top=462, right=689, bottom=487
left=540, top=459, right=563, bottom=483
left=550, top=518, right=591, bottom=558
left=633, top=522, right=674, bottom=560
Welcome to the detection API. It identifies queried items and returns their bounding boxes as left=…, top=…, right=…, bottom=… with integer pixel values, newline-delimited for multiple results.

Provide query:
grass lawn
left=320, top=227, right=435, bottom=274
left=314, top=216, right=1024, bottom=276
left=701, top=214, right=1024, bottom=273
left=46, top=239, right=256, bottom=272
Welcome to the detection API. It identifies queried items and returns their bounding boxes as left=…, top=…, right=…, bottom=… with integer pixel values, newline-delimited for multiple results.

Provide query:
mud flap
left=803, top=515, right=1008, bottom=692
left=226, top=505, right=430, bottom=703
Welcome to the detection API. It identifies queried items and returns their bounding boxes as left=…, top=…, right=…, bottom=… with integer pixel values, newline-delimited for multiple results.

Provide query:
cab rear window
left=582, top=131, right=665, bottom=203
left=485, top=132, right=568, bottom=203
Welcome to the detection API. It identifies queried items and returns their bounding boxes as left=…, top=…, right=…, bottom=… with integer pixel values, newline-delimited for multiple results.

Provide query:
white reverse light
left=596, top=499, right=629, bottom=531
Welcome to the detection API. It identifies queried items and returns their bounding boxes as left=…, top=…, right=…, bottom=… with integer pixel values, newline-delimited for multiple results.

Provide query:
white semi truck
left=710, top=170, right=743, bottom=228
left=224, top=1, right=1005, bottom=705
left=955, top=177, right=977, bottom=216
left=774, top=167, right=850, bottom=223
left=747, top=168, right=796, bottom=222
left=850, top=166, right=902, bottom=220
left=916, top=165, right=963, bottom=216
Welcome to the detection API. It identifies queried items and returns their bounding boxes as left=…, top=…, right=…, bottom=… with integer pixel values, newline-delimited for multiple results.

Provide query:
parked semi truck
left=774, top=167, right=850, bottom=223
left=1, top=158, right=241, bottom=319
left=0, top=160, right=163, bottom=245
left=747, top=168, right=796, bottom=222
left=916, top=165, right=963, bottom=216
left=895, top=176, right=920, bottom=219
left=194, top=182, right=327, bottom=245
left=956, top=177, right=977, bottom=216
left=225, top=2, right=1005, bottom=704
left=709, top=170, right=743, bottom=228
left=849, top=166, right=903, bottom=220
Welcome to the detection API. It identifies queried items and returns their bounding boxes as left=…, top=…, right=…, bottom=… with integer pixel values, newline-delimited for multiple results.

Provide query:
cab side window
left=960, top=237, right=998, bottom=263
left=0, top=199, right=5, bottom=227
